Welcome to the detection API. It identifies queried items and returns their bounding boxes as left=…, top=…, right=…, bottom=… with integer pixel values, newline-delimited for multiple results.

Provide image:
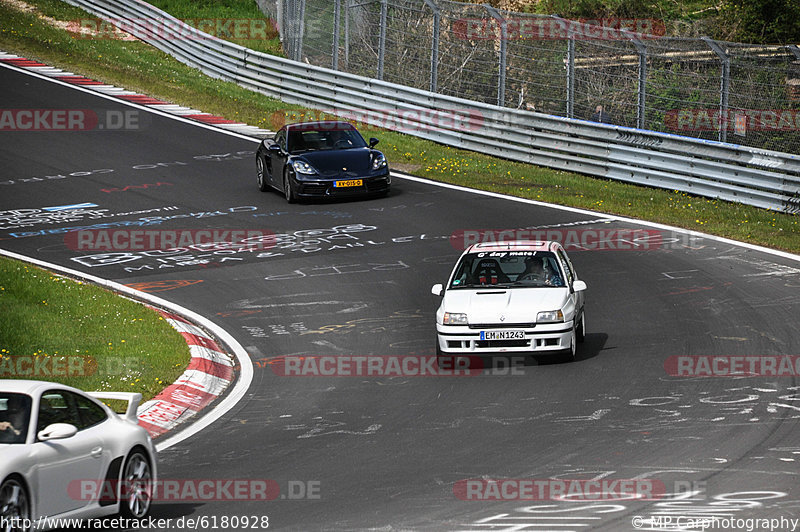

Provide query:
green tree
left=720, top=0, right=800, bottom=44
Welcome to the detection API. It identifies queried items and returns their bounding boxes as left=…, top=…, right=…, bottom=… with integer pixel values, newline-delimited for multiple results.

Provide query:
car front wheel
left=560, top=326, right=577, bottom=362
left=256, top=156, right=268, bottom=192
left=119, top=450, right=153, bottom=519
left=0, top=476, right=30, bottom=532
left=284, top=169, right=297, bottom=204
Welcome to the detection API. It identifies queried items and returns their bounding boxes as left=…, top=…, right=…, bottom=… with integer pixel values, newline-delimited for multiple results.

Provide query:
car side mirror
left=572, top=280, right=587, bottom=292
left=38, top=423, right=78, bottom=441
left=369, top=137, right=379, bottom=148
left=431, top=284, right=443, bottom=296
left=268, top=143, right=282, bottom=153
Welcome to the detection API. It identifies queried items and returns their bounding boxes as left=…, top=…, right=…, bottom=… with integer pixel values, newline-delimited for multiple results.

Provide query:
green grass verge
left=0, top=256, right=190, bottom=400
left=0, top=0, right=798, bottom=255
left=145, top=0, right=282, bottom=54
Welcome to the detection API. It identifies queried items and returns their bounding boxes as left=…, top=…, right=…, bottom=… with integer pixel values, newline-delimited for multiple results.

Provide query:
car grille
left=300, top=183, right=329, bottom=195
left=475, top=339, right=531, bottom=348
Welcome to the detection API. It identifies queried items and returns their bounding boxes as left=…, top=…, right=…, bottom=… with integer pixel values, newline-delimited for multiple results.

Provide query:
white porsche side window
left=37, top=391, right=80, bottom=433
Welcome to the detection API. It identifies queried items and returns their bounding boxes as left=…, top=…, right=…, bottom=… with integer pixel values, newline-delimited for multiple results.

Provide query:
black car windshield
left=0, top=392, right=32, bottom=444
left=287, top=127, right=367, bottom=154
left=449, top=251, right=565, bottom=289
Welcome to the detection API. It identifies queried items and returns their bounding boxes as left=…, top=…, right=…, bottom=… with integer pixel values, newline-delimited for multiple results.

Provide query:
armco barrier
left=63, top=0, right=800, bottom=213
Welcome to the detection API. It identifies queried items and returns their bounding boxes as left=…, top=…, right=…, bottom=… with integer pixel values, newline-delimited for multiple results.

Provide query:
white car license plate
left=480, top=330, right=525, bottom=341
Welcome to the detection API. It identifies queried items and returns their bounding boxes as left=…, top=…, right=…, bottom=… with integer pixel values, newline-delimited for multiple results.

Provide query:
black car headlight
left=292, top=160, right=317, bottom=175
left=372, top=153, right=387, bottom=170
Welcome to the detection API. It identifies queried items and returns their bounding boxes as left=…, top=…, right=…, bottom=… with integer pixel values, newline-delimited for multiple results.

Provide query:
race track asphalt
left=2, top=63, right=800, bottom=531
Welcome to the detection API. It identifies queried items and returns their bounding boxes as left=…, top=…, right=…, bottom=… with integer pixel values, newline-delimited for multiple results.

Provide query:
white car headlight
left=537, top=310, right=564, bottom=323
left=443, top=312, right=468, bottom=325
left=292, top=160, right=317, bottom=175
left=372, top=153, right=387, bottom=170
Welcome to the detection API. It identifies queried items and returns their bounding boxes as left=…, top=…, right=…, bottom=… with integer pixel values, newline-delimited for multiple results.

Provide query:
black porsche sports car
left=256, top=121, right=391, bottom=203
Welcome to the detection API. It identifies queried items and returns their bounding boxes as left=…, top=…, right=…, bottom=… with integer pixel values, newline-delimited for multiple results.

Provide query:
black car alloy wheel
left=256, top=156, right=268, bottom=192
left=284, top=169, right=297, bottom=203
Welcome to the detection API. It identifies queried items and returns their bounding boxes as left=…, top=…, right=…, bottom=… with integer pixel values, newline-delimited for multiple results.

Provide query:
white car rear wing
left=88, top=391, right=142, bottom=423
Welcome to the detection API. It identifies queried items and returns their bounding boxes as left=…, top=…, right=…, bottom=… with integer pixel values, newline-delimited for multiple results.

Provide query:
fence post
left=628, top=33, right=647, bottom=129
left=297, top=0, right=306, bottom=62
left=333, top=0, right=340, bottom=70
left=275, top=0, right=285, bottom=46
left=549, top=16, right=574, bottom=118
left=566, top=34, right=574, bottom=118
left=702, top=36, right=730, bottom=143
left=343, top=0, right=350, bottom=68
left=423, top=0, right=440, bottom=93
left=282, top=0, right=292, bottom=60
left=377, top=0, right=388, bottom=80
left=485, top=5, right=507, bottom=107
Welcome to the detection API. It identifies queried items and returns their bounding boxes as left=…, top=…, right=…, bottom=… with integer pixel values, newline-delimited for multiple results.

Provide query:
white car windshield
left=449, top=251, right=565, bottom=289
left=0, top=393, right=32, bottom=444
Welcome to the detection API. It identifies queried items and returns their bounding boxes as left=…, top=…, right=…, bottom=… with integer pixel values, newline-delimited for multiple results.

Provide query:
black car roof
left=285, top=120, right=356, bottom=131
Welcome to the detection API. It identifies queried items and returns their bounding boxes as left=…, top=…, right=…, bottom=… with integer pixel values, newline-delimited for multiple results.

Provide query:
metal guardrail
left=63, top=0, right=800, bottom=213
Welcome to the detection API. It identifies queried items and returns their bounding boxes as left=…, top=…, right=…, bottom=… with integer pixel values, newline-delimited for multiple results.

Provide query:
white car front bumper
left=436, top=320, right=574, bottom=355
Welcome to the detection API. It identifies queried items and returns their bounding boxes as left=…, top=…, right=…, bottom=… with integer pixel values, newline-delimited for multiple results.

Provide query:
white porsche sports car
left=432, top=240, right=587, bottom=361
left=0, top=380, right=156, bottom=531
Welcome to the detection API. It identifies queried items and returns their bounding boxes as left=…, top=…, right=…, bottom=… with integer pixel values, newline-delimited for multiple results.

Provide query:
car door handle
left=90, top=446, right=103, bottom=458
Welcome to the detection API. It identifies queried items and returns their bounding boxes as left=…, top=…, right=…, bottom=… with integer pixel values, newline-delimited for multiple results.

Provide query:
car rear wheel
left=119, top=450, right=153, bottom=519
left=284, top=169, right=297, bottom=204
left=0, top=477, right=30, bottom=532
left=256, top=156, right=268, bottom=192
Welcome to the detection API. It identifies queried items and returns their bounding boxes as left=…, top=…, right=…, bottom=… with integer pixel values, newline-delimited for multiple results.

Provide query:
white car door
left=30, top=390, right=111, bottom=517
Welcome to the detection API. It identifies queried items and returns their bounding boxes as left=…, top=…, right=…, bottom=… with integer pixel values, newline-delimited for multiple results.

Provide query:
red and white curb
left=0, top=51, right=274, bottom=138
left=0, top=53, right=256, bottom=446
left=137, top=309, right=235, bottom=439
left=1, top=246, right=252, bottom=451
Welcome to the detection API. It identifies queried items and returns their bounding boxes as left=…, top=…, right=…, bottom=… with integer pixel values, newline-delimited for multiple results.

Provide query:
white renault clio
left=432, top=240, right=587, bottom=362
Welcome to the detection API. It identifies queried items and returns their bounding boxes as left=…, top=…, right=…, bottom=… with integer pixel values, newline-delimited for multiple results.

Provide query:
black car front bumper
left=295, top=173, right=391, bottom=198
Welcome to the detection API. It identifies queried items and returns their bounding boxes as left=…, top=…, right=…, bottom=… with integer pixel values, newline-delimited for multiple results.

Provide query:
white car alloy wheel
left=120, top=451, right=152, bottom=519
left=0, top=477, right=30, bottom=532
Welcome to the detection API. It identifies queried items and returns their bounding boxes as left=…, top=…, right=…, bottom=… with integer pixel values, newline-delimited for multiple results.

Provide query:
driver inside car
left=0, top=395, right=29, bottom=443
left=519, top=257, right=561, bottom=286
